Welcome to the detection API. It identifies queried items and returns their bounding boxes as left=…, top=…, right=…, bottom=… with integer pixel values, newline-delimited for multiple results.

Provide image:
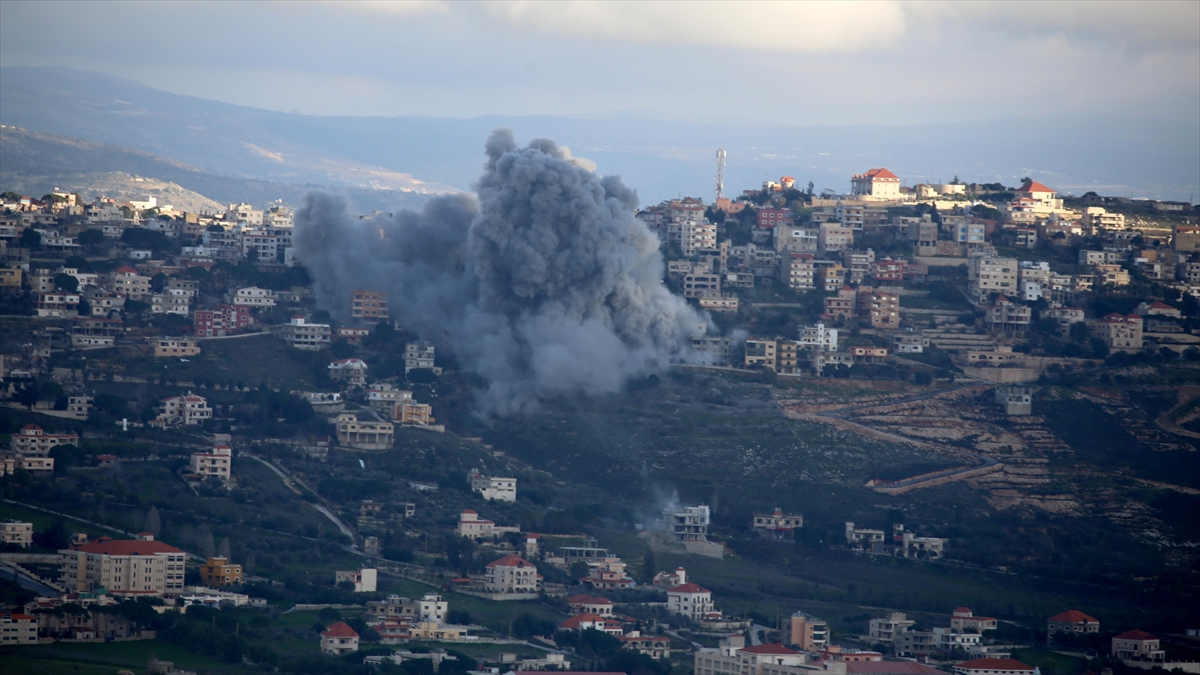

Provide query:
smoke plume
left=293, top=129, right=708, bottom=415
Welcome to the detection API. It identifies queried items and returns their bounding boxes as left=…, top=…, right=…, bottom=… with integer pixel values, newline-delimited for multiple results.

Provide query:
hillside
left=0, top=125, right=434, bottom=212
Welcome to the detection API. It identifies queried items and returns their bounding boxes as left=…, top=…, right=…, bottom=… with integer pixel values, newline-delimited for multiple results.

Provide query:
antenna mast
left=715, top=148, right=726, bottom=203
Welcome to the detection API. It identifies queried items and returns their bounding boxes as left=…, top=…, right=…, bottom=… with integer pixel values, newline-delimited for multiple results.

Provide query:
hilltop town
left=1, top=168, right=1199, bottom=675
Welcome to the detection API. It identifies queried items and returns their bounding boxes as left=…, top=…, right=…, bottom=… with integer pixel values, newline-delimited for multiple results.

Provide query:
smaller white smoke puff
left=293, top=128, right=709, bottom=416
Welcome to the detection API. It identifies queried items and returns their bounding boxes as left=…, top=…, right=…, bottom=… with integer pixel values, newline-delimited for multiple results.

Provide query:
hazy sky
left=2, top=1, right=1198, bottom=126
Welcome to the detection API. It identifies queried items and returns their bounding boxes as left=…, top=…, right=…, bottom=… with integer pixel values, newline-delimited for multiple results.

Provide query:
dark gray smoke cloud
left=293, top=129, right=708, bottom=415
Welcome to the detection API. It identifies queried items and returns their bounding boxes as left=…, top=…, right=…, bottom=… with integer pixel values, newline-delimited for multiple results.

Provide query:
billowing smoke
left=293, top=129, right=709, bottom=415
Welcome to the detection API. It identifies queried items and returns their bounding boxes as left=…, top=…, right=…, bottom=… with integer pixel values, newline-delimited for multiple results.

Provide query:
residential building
left=458, top=510, right=497, bottom=539
left=969, top=255, right=1018, bottom=301
left=1135, top=301, right=1181, bottom=318
left=845, top=522, right=886, bottom=551
left=2, top=521, right=33, bottom=548
left=844, top=249, right=876, bottom=285
left=950, top=607, right=998, bottom=633
left=872, top=257, right=907, bottom=287
left=398, top=401, right=436, bottom=426
left=757, top=208, right=791, bottom=230
left=558, top=612, right=624, bottom=635
left=857, top=286, right=900, bottom=329
left=567, top=594, right=614, bottom=616
left=157, top=392, right=212, bottom=426
left=789, top=611, right=829, bottom=651
left=995, top=386, right=1032, bottom=416
left=109, top=266, right=150, bottom=299
left=189, top=443, right=232, bottom=482
left=321, top=622, right=360, bottom=655
left=1112, top=630, right=1165, bottom=664
left=851, top=168, right=902, bottom=199
left=470, top=469, right=517, bottom=502
left=366, top=384, right=413, bottom=417
left=699, top=295, right=740, bottom=313
left=405, top=341, right=440, bottom=374
left=10, top=424, right=78, bottom=455
left=779, top=253, right=815, bottom=291
left=954, top=221, right=987, bottom=250
left=335, top=568, right=378, bottom=593
left=1042, top=306, right=1085, bottom=334
left=952, top=659, right=1034, bottom=675
left=798, top=323, right=839, bottom=355
left=230, top=286, right=275, bottom=307
left=60, top=536, right=186, bottom=597
left=0, top=612, right=38, bottom=645
left=1094, top=313, right=1143, bottom=352
left=752, top=508, right=803, bottom=540
left=908, top=216, right=939, bottom=256
left=935, top=627, right=982, bottom=650
left=776, top=225, right=818, bottom=254
left=152, top=338, right=200, bottom=358
left=984, top=296, right=1031, bottom=335
left=351, top=290, right=390, bottom=322
left=1174, top=226, right=1200, bottom=253
left=621, top=632, right=671, bottom=659
left=683, top=218, right=718, bottom=257
left=966, top=346, right=1022, bottom=367
left=485, top=554, right=538, bottom=594
left=199, top=556, right=243, bottom=587
left=1079, top=249, right=1123, bottom=266
left=824, top=286, right=858, bottom=321
left=335, top=412, right=394, bottom=450
left=149, top=290, right=192, bottom=316
left=328, top=358, right=369, bottom=387
left=193, top=304, right=253, bottom=337
left=35, top=291, right=81, bottom=318
left=1047, top=610, right=1099, bottom=636
left=273, top=316, right=331, bottom=350
left=819, top=222, right=854, bottom=253
left=683, top=273, right=722, bottom=298
left=869, top=612, right=915, bottom=643
left=668, top=582, right=715, bottom=620
left=1094, top=263, right=1130, bottom=287
left=893, top=333, right=929, bottom=353
left=1014, top=227, right=1038, bottom=249
left=664, top=505, right=711, bottom=542
left=745, top=337, right=800, bottom=374
left=816, top=263, right=845, bottom=291
left=1081, top=207, right=1125, bottom=233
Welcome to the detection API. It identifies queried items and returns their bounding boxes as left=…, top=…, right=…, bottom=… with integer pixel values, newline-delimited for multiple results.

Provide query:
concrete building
left=845, top=522, right=886, bottom=551
left=336, top=568, right=378, bottom=593
left=10, top=424, right=78, bottom=455
left=60, top=536, right=186, bottom=597
left=230, top=286, right=275, bottom=307
left=567, top=594, right=614, bottom=616
left=1081, top=207, right=1125, bottom=233
left=351, top=290, right=390, bottom=322
left=819, top=222, right=855, bottom=253
left=273, top=316, right=331, bottom=350
left=953, top=659, right=1034, bottom=675
left=752, top=508, right=803, bottom=540
left=157, top=392, right=212, bottom=426
left=789, top=611, right=829, bottom=651
left=152, top=338, right=200, bottom=358
left=667, top=581, right=717, bottom=621
left=0, top=611, right=38, bottom=645
left=1047, top=610, right=1099, bottom=636
left=193, top=304, right=252, bottom=337
left=682, top=218, right=718, bottom=257
left=485, top=554, right=538, bottom=594
left=189, top=443, right=232, bottom=482
left=457, top=510, right=497, bottom=539
left=470, top=469, right=517, bottom=502
left=950, top=607, right=998, bottom=633
left=682, top=273, right=722, bottom=298
left=745, top=337, right=800, bottom=374
left=995, top=386, right=1032, bottom=416
left=985, top=296, right=1032, bottom=335
left=869, top=612, right=915, bottom=643
left=335, top=413, right=394, bottom=450
left=1112, top=630, right=1168, bottom=666
left=321, top=621, right=360, bottom=655
left=405, top=341, right=441, bottom=374
left=328, top=358, right=369, bottom=387
left=857, top=286, right=900, bottom=329
left=824, top=286, right=858, bottom=322
left=852, top=168, right=902, bottom=199
left=199, top=556, right=243, bottom=587
left=969, top=255, right=1018, bottom=302
left=1094, top=313, right=1143, bottom=352
left=109, top=266, right=150, bottom=299
left=665, top=505, right=710, bottom=542
left=2, top=521, right=33, bottom=548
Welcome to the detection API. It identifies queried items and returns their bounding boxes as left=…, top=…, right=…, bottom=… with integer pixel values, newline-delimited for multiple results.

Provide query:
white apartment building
left=109, top=266, right=151, bottom=299
left=869, top=612, right=915, bottom=643
left=1082, top=207, right=1126, bottom=232
left=683, top=273, right=722, bottom=298
left=157, top=392, right=212, bottom=426
left=851, top=168, right=902, bottom=199
left=818, top=223, right=854, bottom=253
left=189, top=443, right=232, bottom=482
left=969, top=255, right=1018, bottom=301
left=2, top=521, right=33, bottom=548
left=273, top=316, right=331, bottom=350
left=485, top=554, right=538, bottom=594
left=667, top=582, right=715, bottom=620
left=780, top=254, right=815, bottom=290
left=470, top=469, right=517, bottom=502
left=682, top=218, right=718, bottom=257
left=329, top=358, right=369, bottom=387
left=335, top=568, right=378, bottom=593
left=230, top=286, right=275, bottom=307
left=405, top=341, right=441, bottom=374
left=60, top=536, right=187, bottom=597
left=665, top=505, right=710, bottom=542
left=798, top=323, right=838, bottom=354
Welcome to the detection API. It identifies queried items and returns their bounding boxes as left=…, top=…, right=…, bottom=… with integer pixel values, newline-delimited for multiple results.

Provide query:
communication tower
left=715, top=148, right=726, bottom=203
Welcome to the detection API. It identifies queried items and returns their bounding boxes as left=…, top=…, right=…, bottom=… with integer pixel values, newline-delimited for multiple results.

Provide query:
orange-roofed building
left=60, top=536, right=186, bottom=597
left=567, top=594, right=614, bottom=616
left=667, top=582, right=714, bottom=620
left=953, top=659, right=1035, bottom=675
left=1048, top=609, right=1099, bottom=635
left=1112, top=630, right=1165, bottom=663
left=0, top=611, right=38, bottom=644
left=321, top=621, right=360, bottom=655
left=558, top=612, right=623, bottom=635
left=485, top=554, right=538, bottom=594
left=852, top=168, right=902, bottom=199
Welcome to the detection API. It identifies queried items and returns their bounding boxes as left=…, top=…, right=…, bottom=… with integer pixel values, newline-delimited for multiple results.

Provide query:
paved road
left=242, top=454, right=358, bottom=546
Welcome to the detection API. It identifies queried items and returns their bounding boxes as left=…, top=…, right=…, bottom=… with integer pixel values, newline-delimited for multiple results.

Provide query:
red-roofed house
left=0, top=611, right=38, bottom=644
left=852, top=169, right=902, bottom=199
left=485, top=554, right=538, bottom=594
left=567, top=594, right=614, bottom=616
left=10, top=423, right=79, bottom=455
left=1094, top=313, right=1143, bottom=352
left=321, top=621, right=360, bottom=655
left=1136, top=301, right=1182, bottom=319
left=951, top=607, right=998, bottom=633
left=1112, top=630, right=1165, bottom=663
left=156, top=391, right=212, bottom=426
left=60, top=537, right=186, bottom=596
left=953, top=658, right=1034, bottom=675
left=1048, top=610, right=1099, bottom=635
left=558, top=612, right=623, bottom=635
left=668, top=582, right=714, bottom=620
left=621, top=631, right=670, bottom=659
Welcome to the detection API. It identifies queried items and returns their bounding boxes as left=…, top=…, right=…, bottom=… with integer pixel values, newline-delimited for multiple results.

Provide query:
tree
left=78, top=228, right=106, bottom=247
left=150, top=273, right=169, bottom=293
left=15, top=382, right=40, bottom=409
left=570, top=561, right=590, bottom=580
left=1069, top=321, right=1089, bottom=343
left=145, top=506, right=162, bottom=537
left=641, top=549, right=656, bottom=583
left=201, top=530, right=216, bottom=559
left=54, top=273, right=79, bottom=292
left=19, top=228, right=41, bottom=249
left=311, top=309, right=332, bottom=324
left=218, top=536, right=231, bottom=560
left=329, top=339, right=355, bottom=359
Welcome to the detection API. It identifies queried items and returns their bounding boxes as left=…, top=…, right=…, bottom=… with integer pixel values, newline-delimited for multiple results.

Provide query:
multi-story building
left=60, top=536, right=187, bottom=597
left=2, top=521, right=34, bottom=548
left=665, top=505, right=711, bottom=543
left=485, top=554, right=538, bottom=594
left=682, top=218, right=718, bottom=257
left=193, top=304, right=253, bottom=337
left=10, top=424, right=79, bottom=455
left=818, top=223, right=854, bottom=254
left=35, top=291, right=81, bottom=318
left=366, top=385, right=413, bottom=417
left=757, top=208, right=790, bottom=230
left=1047, top=610, right=1099, bottom=636
left=779, top=253, right=815, bottom=291
left=0, top=611, right=39, bottom=645
left=869, top=612, right=915, bottom=643
left=399, top=402, right=436, bottom=426
left=844, top=249, right=876, bottom=285
left=857, top=286, right=899, bottom=329
left=335, top=412, right=394, bottom=450
left=744, top=337, right=800, bottom=374
left=984, top=296, right=1031, bottom=335
left=470, top=469, right=517, bottom=501
left=789, top=611, right=829, bottom=651
left=351, top=290, right=390, bottom=322
left=152, top=338, right=200, bottom=358
left=668, top=582, right=715, bottom=620
left=824, top=286, right=858, bottom=321
left=189, top=444, right=232, bottom=482
left=1093, top=263, right=1130, bottom=287
left=1094, top=313, right=1143, bottom=352
left=851, top=168, right=901, bottom=199
left=752, top=509, right=803, bottom=540
left=199, top=556, right=243, bottom=587
left=954, top=221, right=986, bottom=250
left=405, top=341, right=440, bottom=374
left=845, top=522, right=886, bottom=551
left=1111, top=630, right=1165, bottom=664
left=1081, top=207, right=1125, bottom=233
left=157, top=392, right=212, bottom=426
left=682, top=273, right=722, bottom=298
left=149, top=290, right=191, bottom=316
left=335, top=568, right=377, bottom=593
left=1173, top=225, right=1200, bottom=253
left=109, top=266, right=150, bottom=299
left=953, top=659, right=1033, bottom=675
left=273, top=316, right=331, bottom=350
left=328, top=358, right=369, bottom=387
left=969, top=255, right=1018, bottom=301
left=320, top=622, right=360, bottom=655
left=815, top=263, right=845, bottom=291
left=950, top=607, right=998, bottom=633
left=230, top=286, right=275, bottom=308
left=908, top=216, right=939, bottom=256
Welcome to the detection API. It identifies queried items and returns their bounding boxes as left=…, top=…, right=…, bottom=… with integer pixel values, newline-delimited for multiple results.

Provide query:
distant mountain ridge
left=2, top=65, right=1197, bottom=205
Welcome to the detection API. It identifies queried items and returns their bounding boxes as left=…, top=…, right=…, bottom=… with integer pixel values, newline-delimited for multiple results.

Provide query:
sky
left=2, top=0, right=1198, bottom=127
